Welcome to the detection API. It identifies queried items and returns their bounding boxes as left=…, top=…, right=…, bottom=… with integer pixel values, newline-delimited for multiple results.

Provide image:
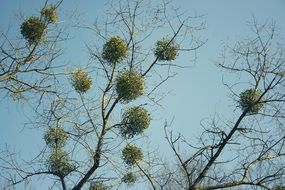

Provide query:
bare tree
left=159, top=19, right=285, bottom=190
left=0, top=0, right=67, bottom=103
left=0, top=0, right=204, bottom=189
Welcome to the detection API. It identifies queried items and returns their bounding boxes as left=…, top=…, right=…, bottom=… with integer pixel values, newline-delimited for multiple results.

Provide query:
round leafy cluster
left=90, top=181, right=110, bottom=190
left=116, top=70, right=144, bottom=102
left=154, top=38, right=179, bottom=61
left=44, top=127, right=68, bottom=148
left=41, top=4, right=58, bottom=23
left=239, top=88, right=264, bottom=113
left=102, top=36, right=128, bottom=64
left=47, top=149, right=73, bottom=176
left=274, top=186, right=285, bottom=190
left=71, top=69, right=92, bottom=93
left=121, top=106, right=151, bottom=138
left=122, top=172, right=137, bottom=185
left=122, top=144, right=143, bottom=166
left=20, top=16, right=46, bottom=44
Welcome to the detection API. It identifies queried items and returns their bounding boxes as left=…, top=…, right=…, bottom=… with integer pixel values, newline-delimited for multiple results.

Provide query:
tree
left=0, top=0, right=67, bottom=103
left=1, top=1, right=284, bottom=190
left=158, top=19, right=285, bottom=190
left=0, top=0, right=204, bottom=189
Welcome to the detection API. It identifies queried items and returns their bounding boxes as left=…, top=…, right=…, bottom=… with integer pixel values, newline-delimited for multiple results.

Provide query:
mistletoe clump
left=71, top=69, right=92, bottom=93
left=122, top=144, right=143, bottom=166
left=47, top=149, right=73, bottom=176
left=154, top=38, right=179, bottom=61
left=273, top=186, right=285, bottom=190
left=44, top=127, right=68, bottom=148
left=116, top=70, right=144, bottom=103
left=102, top=36, right=128, bottom=64
left=239, top=88, right=265, bottom=113
left=41, top=4, right=58, bottom=23
left=20, top=16, right=46, bottom=44
left=122, top=172, right=137, bottom=185
left=120, top=106, right=151, bottom=138
left=90, top=181, right=110, bottom=190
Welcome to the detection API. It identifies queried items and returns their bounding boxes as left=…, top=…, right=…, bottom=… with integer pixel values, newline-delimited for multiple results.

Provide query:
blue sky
left=1, top=0, right=285, bottom=189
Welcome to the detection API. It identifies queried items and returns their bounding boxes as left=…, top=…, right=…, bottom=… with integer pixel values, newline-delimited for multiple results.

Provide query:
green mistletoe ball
left=122, top=144, right=143, bottom=166
left=121, top=106, right=150, bottom=138
left=47, top=149, right=73, bottom=176
left=154, top=38, right=179, bottom=61
left=44, top=127, right=68, bottom=148
left=122, top=172, right=137, bottom=185
left=239, top=88, right=264, bottom=113
left=41, top=4, right=58, bottom=23
left=102, top=36, right=128, bottom=64
left=273, top=185, right=285, bottom=190
left=71, top=69, right=92, bottom=93
left=20, top=16, right=46, bottom=44
left=116, top=70, right=144, bottom=103
left=90, top=181, right=110, bottom=190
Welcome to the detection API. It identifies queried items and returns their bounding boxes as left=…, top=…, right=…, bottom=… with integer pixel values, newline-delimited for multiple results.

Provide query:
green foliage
left=273, top=185, right=285, bottom=190
left=121, top=106, right=151, bottom=138
left=90, top=181, right=110, bottom=190
left=47, top=149, right=73, bottom=176
left=239, top=88, right=264, bottom=113
left=41, top=4, right=58, bottom=23
left=154, top=38, right=179, bottom=61
left=44, top=127, right=68, bottom=148
left=102, top=36, right=128, bottom=64
left=122, top=144, right=143, bottom=166
left=116, top=70, right=144, bottom=102
left=71, top=69, right=92, bottom=93
left=122, top=172, right=137, bottom=185
left=20, top=16, right=46, bottom=44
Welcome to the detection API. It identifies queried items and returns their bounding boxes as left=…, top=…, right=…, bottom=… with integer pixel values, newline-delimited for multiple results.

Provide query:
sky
left=1, top=0, right=285, bottom=189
